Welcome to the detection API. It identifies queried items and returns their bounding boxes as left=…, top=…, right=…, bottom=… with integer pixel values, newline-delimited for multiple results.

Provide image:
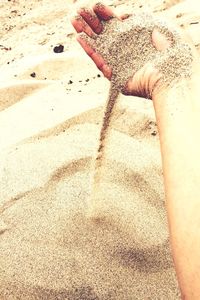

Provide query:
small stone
left=176, top=13, right=183, bottom=18
left=53, top=44, right=64, bottom=53
left=30, top=72, right=36, bottom=78
left=68, top=80, right=73, bottom=84
left=151, top=131, right=157, bottom=136
left=86, top=78, right=90, bottom=82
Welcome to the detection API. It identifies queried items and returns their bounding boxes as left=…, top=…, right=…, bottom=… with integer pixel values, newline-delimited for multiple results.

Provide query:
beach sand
left=0, top=0, right=200, bottom=299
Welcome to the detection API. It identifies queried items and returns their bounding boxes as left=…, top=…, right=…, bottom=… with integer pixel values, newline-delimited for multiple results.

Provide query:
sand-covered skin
left=0, top=0, right=200, bottom=299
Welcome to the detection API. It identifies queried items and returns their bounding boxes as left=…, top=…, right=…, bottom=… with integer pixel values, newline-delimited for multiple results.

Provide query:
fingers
left=78, top=7, right=103, bottom=34
left=93, top=3, right=130, bottom=21
left=71, top=2, right=115, bottom=80
left=72, top=3, right=115, bottom=36
left=71, top=2, right=127, bottom=36
left=71, top=15, right=96, bottom=38
left=77, top=35, right=112, bottom=79
left=93, top=2, right=115, bottom=21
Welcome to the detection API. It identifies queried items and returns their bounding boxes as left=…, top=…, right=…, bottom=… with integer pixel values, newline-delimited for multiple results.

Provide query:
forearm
left=153, top=68, right=200, bottom=299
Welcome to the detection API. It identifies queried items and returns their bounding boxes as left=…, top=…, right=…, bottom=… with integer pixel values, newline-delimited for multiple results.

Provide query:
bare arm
left=71, top=3, right=200, bottom=297
left=153, top=57, right=200, bottom=299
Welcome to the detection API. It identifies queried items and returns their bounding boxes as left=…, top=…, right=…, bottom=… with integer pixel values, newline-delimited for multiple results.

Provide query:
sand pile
left=0, top=101, right=180, bottom=299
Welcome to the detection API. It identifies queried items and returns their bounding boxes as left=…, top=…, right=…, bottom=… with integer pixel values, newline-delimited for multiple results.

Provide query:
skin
left=71, top=3, right=200, bottom=299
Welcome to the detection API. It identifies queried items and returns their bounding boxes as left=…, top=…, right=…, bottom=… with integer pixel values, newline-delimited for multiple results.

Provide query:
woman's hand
left=71, top=3, right=176, bottom=98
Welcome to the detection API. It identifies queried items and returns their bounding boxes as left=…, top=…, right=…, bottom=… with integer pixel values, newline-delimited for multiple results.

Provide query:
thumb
left=152, top=29, right=171, bottom=52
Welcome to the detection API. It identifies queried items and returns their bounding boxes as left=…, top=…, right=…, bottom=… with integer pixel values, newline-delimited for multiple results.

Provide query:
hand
left=71, top=3, right=178, bottom=98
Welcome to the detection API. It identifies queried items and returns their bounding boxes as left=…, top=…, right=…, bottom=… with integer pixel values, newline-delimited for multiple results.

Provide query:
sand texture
left=82, top=12, right=193, bottom=92
left=0, top=0, right=200, bottom=299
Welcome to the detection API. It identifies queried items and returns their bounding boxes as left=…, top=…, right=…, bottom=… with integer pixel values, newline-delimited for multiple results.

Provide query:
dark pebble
left=151, top=131, right=157, bottom=136
left=30, top=72, right=36, bottom=78
left=68, top=80, right=73, bottom=84
left=53, top=44, right=64, bottom=53
left=86, top=78, right=89, bottom=82
left=97, top=74, right=101, bottom=78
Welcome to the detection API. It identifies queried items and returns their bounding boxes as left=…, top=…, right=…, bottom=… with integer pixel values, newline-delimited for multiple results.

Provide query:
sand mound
left=0, top=95, right=179, bottom=299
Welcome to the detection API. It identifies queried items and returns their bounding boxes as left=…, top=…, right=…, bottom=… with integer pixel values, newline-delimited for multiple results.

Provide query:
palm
left=71, top=3, right=171, bottom=98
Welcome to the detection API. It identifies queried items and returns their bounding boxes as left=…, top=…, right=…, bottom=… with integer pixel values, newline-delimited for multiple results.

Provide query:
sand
left=82, top=11, right=193, bottom=89
left=0, top=100, right=180, bottom=299
left=0, top=0, right=200, bottom=299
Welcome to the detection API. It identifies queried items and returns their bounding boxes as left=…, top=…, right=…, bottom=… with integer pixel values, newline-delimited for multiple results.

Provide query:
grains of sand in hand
left=82, top=12, right=193, bottom=218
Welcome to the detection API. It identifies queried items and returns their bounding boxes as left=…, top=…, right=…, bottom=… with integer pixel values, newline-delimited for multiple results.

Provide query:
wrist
left=152, top=54, right=200, bottom=105
left=154, top=67, right=200, bottom=97
left=123, top=64, right=163, bottom=99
